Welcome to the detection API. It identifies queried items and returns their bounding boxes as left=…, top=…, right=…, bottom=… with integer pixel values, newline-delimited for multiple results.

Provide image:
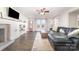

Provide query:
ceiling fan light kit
left=36, top=8, right=49, bottom=15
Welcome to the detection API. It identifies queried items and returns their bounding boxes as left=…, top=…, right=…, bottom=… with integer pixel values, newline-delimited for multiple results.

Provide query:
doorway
left=35, top=19, right=46, bottom=32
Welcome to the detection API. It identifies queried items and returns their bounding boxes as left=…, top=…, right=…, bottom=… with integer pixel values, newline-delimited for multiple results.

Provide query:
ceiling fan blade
left=45, top=11, right=49, bottom=13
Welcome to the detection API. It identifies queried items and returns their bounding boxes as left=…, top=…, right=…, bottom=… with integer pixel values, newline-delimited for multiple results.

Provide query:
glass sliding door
left=35, top=19, right=46, bottom=31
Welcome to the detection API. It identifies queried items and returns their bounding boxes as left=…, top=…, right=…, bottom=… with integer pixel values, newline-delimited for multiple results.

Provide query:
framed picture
left=0, top=12, right=2, bottom=18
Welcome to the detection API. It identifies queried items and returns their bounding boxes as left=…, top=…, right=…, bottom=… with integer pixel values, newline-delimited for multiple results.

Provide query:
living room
left=1, top=0, right=79, bottom=59
left=0, top=7, right=79, bottom=51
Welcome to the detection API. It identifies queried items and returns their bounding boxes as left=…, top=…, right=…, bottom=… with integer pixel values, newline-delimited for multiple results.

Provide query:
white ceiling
left=13, top=7, right=73, bottom=19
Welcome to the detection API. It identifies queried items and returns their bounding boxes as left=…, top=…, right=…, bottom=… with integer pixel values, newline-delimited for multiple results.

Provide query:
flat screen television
left=8, top=7, right=19, bottom=19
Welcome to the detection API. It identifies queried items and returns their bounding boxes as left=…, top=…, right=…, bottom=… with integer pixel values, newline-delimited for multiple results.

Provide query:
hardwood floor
left=3, top=31, right=54, bottom=51
left=32, top=32, right=54, bottom=51
left=3, top=32, right=36, bottom=51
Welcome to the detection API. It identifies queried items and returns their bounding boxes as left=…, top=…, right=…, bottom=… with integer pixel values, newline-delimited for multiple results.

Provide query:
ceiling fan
left=36, top=8, right=49, bottom=15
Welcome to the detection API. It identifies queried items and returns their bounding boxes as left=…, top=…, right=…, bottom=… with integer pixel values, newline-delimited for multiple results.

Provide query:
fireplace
left=0, top=29, right=5, bottom=42
left=0, top=24, right=10, bottom=43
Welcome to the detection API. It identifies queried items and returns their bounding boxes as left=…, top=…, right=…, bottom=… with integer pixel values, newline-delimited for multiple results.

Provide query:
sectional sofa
left=48, top=27, right=79, bottom=51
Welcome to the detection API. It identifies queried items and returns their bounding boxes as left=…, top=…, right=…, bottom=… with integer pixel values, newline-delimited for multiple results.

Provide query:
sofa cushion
left=68, top=29, right=79, bottom=37
left=57, top=27, right=78, bottom=35
left=59, top=29, right=65, bottom=34
left=48, top=31, right=67, bottom=42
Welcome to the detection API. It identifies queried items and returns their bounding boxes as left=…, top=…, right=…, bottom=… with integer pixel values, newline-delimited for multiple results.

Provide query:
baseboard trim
left=0, top=40, right=15, bottom=51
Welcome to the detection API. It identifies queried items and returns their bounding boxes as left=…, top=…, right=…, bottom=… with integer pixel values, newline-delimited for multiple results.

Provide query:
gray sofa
left=48, top=27, right=79, bottom=51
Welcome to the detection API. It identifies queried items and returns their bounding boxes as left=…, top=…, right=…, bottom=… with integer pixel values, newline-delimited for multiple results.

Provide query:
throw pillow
left=59, top=29, right=65, bottom=34
left=68, top=29, right=79, bottom=37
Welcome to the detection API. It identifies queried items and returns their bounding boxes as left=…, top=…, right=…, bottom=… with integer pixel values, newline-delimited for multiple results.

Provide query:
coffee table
left=41, top=30, right=48, bottom=38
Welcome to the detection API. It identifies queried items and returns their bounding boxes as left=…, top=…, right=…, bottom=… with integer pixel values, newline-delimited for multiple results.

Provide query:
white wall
left=59, top=8, right=79, bottom=27
left=69, top=13, right=77, bottom=27
left=69, top=10, right=79, bottom=28
left=47, top=19, right=53, bottom=29
left=59, top=12, right=69, bottom=27
left=0, top=7, right=28, bottom=40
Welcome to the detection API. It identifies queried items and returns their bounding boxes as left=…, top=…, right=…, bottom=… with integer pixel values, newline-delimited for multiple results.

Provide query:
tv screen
left=8, top=8, right=19, bottom=19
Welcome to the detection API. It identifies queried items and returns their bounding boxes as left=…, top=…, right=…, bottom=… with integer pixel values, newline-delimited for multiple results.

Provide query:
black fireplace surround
left=48, top=27, right=79, bottom=51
